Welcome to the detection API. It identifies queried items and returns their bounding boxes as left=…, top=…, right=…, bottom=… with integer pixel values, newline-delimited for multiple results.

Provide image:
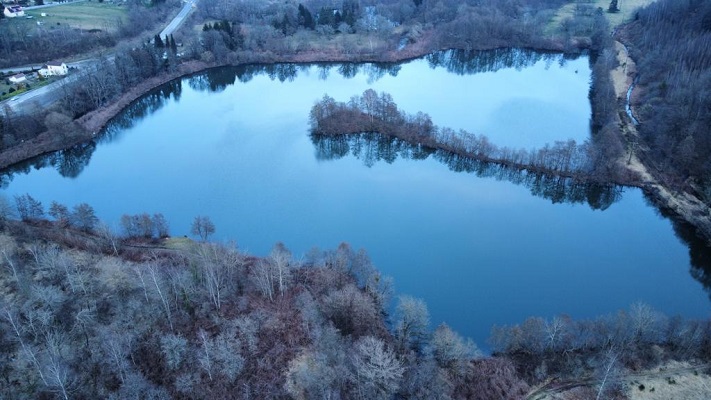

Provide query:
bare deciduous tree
left=147, top=264, right=173, bottom=331
left=15, top=194, right=44, bottom=221
left=70, top=203, right=98, bottom=232
left=595, top=348, right=620, bottom=400
left=269, top=242, right=292, bottom=297
left=429, top=323, right=479, bottom=374
left=395, top=295, right=430, bottom=354
left=191, top=216, right=215, bottom=241
left=161, top=333, right=187, bottom=371
left=350, top=336, right=403, bottom=399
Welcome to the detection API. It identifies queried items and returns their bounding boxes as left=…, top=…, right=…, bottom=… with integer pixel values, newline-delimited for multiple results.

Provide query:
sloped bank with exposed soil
left=610, top=39, right=711, bottom=245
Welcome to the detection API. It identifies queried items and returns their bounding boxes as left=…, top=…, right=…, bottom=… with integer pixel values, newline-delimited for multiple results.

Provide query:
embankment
left=611, top=40, right=711, bottom=243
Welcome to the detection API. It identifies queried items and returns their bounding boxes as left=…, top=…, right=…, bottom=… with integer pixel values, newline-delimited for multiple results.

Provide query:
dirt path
left=611, top=41, right=653, bottom=184
left=525, top=361, right=711, bottom=400
left=611, top=40, right=711, bottom=242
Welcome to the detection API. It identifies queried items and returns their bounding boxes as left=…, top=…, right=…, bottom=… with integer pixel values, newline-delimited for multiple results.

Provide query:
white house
left=4, top=5, right=25, bottom=18
left=9, top=73, right=27, bottom=84
left=39, top=62, right=69, bottom=77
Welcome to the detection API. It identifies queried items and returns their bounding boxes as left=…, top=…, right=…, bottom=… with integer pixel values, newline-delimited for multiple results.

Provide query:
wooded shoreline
left=1, top=44, right=711, bottom=246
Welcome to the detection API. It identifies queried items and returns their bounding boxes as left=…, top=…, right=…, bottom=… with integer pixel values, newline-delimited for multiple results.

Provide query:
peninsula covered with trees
left=309, top=88, right=628, bottom=209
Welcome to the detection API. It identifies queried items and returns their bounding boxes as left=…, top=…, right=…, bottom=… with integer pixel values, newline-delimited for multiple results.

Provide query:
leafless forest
left=1, top=197, right=709, bottom=399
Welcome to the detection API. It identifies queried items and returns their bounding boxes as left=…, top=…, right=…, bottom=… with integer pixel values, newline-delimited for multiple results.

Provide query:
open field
left=20, top=2, right=128, bottom=32
left=549, top=0, right=656, bottom=32
left=601, top=0, right=657, bottom=27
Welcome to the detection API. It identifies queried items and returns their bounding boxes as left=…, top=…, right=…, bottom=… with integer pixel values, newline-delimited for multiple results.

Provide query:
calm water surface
left=2, top=50, right=709, bottom=346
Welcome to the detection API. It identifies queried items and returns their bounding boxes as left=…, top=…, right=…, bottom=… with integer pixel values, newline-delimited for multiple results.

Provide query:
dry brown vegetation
left=0, top=199, right=708, bottom=399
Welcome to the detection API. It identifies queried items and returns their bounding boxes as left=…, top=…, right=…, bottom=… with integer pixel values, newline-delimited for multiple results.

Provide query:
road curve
left=1, top=0, right=199, bottom=114
left=159, top=0, right=198, bottom=39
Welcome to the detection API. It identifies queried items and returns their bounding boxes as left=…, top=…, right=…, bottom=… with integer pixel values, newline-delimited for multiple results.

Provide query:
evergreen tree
left=170, top=34, right=177, bottom=53
left=219, top=20, right=232, bottom=34
left=298, top=4, right=315, bottom=29
left=608, top=0, right=619, bottom=13
left=342, top=0, right=359, bottom=26
left=318, top=7, right=334, bottom=27
left=280, top=14, right=290, bottom=35
left=154, top=34, right=164, bottom=48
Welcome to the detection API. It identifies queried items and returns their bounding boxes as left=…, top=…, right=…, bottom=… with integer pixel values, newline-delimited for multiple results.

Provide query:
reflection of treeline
left=311, top=90, right=593, bottom=178
left=312, top=133, right=622, bottom=210
left=0, top=141, right=96, bottom=188
left=193, top=48, right=571, bottom=88
left=310, top=89, right=627, bottom=208
left=101, top=80, right=183, bottom=142
left=425, top=48, right=566, bottom=75
left=646, top=194, right=711, bottom=299
left=621, top=0, right=711, bottom=198
left=110, top=49, right=580, bottom=132
left=0, top=49, right=589, bottom=183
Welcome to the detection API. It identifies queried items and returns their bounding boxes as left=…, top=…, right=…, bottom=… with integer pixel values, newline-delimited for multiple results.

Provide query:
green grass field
left=22, top=2, right=128, bottom=32
left=549, top=0, right=656, bottom=33
left=598, top=0, right=656, bottom=27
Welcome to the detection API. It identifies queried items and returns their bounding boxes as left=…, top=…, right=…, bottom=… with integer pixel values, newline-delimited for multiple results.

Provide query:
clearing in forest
left=549, top=0, right=656, bottom=32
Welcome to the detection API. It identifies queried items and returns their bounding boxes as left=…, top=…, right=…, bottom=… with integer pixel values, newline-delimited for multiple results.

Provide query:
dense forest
left=620, top=0, right=711, bottom=198
left=0, top=197, right=709, bottom=399
left=195, top=0, right=610, bottom=63
left=0, top=196, right=520, bottom=399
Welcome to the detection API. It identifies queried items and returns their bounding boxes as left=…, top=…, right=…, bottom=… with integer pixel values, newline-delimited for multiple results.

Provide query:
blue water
left=1, top=50, right=708, bottom=347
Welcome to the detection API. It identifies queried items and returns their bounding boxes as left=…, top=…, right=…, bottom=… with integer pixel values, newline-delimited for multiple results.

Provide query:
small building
left=38, top=62, right=69, bottom=77
left=4, top=5, right=25, bottom=18
left=9, top=73, right=27, bottom=84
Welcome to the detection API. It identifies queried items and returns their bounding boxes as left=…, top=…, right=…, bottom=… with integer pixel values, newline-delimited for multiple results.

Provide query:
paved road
left=159, top=0, right=198, bottom=39
left=1, top=0, right=199, bottom=114
left=2, top=59, right=97, bottom=114
left=23, top=0, right=88, bottom=11
left=0, top=64, right=43, bottom=75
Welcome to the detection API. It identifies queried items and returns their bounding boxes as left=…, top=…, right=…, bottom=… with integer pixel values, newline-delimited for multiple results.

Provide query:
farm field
left=22, top=1, right=128, bottom=32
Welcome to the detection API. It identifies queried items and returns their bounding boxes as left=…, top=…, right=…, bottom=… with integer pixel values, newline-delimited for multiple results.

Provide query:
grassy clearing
left=602, top=0, right=656, bottom=27
left=548, top=0, right=656, bottom=32
left=22, top=2, right=128, bottom=32
left=627, top=362, right=711, bottom=400
left=163, top=236, right=196, bottom=251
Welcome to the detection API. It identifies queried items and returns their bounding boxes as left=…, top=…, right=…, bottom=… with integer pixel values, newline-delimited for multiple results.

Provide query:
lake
left=2, top=49, right=709, bottom=347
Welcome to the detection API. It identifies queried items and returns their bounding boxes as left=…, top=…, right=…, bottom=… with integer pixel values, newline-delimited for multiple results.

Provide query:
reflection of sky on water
left=199, top=54, right=591, bottom=150
left=2, top=53, right=708, bottom=347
